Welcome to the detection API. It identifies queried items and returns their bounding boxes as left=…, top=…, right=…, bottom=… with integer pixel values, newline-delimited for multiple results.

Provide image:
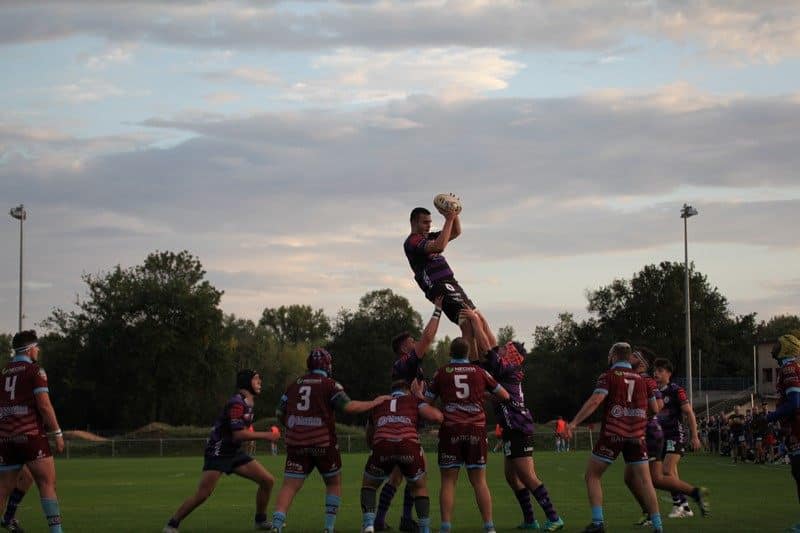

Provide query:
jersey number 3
left=297, top=385, right=311, bottom=411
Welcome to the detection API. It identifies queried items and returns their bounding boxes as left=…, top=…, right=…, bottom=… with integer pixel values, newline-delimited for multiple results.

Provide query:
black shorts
left=429, top=280, right=475, bottom=324
left=660, top=436, right=686, bottom=459
left=502, top=430, right=534, bottom=459
left=203, top=451, right=253, bottom=474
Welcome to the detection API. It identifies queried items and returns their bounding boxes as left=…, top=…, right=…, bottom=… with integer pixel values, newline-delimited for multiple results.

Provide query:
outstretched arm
left=424, top=211, right=457, bottom=254
left=343, top=395, right=394, bottom=415
left=449, top=214, right=461, bottom=241
left=414, top=296, right=444, bottom=357
left=567, top=393, right=606, bottom=438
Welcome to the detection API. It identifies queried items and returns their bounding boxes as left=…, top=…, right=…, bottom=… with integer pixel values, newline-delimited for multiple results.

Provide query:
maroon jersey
left=427, top=360, right=500, bottom=428
left=279, top=372, right=351, bottom=448
left=776, top=359, right=800, bottom=402
left=0, top=356, right=49, bottom=438
left=371, top=392, right=425, bottom=445
left=594, top=362, right=652, bottom=439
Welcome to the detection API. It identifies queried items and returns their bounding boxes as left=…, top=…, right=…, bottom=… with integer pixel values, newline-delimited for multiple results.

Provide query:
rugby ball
left=433, top=193, right=462, bottom=215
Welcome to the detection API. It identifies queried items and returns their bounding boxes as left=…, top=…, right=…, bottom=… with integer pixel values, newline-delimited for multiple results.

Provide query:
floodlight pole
left=9, top=204, right=26, bottom=331
left=681, top=203, right=698, bottom=406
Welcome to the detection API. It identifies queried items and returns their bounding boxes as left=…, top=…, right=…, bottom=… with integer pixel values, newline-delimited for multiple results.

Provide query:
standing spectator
left=492, top=424, right=504, bottom=453
left=0, top=330, right=65, bottom=533
left=555, top=417, right=567, bottom=453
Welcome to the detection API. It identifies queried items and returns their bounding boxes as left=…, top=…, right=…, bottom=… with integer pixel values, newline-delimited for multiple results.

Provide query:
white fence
left=63, top=427, right=599, bottom=459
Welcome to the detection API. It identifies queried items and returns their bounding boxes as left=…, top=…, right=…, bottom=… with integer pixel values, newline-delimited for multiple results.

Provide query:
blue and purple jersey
left=656, top=382, right=688, bottom=439
left=392, top=349, right=425, bottom=385
left=204, top=393, right=254, bottom=457
left=481, top=343, right=534, bottom=434
left=404, top=231, right=455, bottom=295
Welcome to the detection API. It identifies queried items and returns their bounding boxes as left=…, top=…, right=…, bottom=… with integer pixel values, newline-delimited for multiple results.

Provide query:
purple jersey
left=404, top=231, right=455, bottom=295
left=427, top=359, right=500, bottom=428
left=204, top=393, right=254, bottom=457
left=657, top=382, right=688, bottom=438
left=481, top=344, right=534, bottom=434
left=392, top=349, right=425, bottom=385
left=279, top=372, right=351, bottom=448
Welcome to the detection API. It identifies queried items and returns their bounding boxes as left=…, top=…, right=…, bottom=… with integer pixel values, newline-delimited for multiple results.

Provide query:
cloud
left=2, top=1, right=799, bottom=64
left=201, top=66, right=281, bottom=85
left=82, top=42, right=137, bottom=69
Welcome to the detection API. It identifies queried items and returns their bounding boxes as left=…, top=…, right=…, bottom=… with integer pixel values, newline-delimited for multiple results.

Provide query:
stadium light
left=680, top=203, right=698, bottom=405
left=9, top=204, right=26, bottom=331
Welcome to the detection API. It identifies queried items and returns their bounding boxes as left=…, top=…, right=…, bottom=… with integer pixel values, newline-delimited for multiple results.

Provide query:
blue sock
left=440, top=521, right=452, bottom=531
left=363, top=512, right=376, bottom=529
left=419, top=517, right=431, bottom=533
left=272, top=511, right=286, bottom=530
left=40, top=498, right=63, bottom=533
left=325, top=494, right=341, bottom=530
left=591, top=505, right=604, bottom=525
left=484, top=520, right=495, bottom=530
left=651, top=512, right=663, bottom=530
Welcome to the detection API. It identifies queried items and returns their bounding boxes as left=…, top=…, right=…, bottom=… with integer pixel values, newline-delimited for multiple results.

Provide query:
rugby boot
left=516, top=520, right=539, bottom=529
left=634, top=513, right=652, bottom=527
left=582, top=523, right=605, bottom=533
left=693, top=486, right=711, bottom=517
left=542, top=517, right=564, bottom=531
left=0, top=519, right=24, bottom=533
left=398, top=517, right=417, bottom=532
left=255, top=520, right=273, bottom=530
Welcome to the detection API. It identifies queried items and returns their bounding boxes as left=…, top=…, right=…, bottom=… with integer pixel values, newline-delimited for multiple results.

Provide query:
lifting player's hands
left=433, top=295, right=444, bottom=311
left=564, top=422, right=576, bottom=441
left=410, top=378, right=427, bottom=400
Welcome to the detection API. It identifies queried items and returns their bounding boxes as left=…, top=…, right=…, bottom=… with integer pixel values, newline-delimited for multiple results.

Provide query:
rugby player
left=463, top=308, right=564, bottom=531
left=765, top=334, right=800, bottom=532
left=0, top=462, right=33, bottom=531
left=566, top=342, right=662, bottom=533
left=628, top=349, right=709, bottom=526
left=271, top=348, right=391, bottom=533
left=360, top=380, right=444, bottom=533
left=404, top=207, right=489, bottom=359
left=425, top=337, right=510, bottom=533
left=0, top=331, right=65, bottom=533
left=373, top=297, right=443, bottom=532
left=652, top=358, right=707, bottom=519
left=163, top=369, right=281, bottom=532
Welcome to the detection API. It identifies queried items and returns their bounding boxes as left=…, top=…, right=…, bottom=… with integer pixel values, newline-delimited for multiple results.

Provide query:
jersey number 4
left=4, top=376, right=17, bottom=401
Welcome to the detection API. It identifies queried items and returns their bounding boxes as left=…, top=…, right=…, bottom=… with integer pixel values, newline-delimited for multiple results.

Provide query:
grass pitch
left=11, top=451, right=797, bottom=532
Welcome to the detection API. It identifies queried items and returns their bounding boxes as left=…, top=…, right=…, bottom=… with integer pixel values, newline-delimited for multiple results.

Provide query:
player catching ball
left=404, top=194, right=491, bottom=358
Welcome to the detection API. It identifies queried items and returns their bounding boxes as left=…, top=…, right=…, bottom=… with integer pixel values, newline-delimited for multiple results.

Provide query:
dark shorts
left=285, top=445, right=342, bottom=479
left=592, top=434, right=648, bottom=465
left=203, top=450, right=253, bottom=474
left=429, top=280, right=475, bottom=324
left=660, top=435, right=686, bottom=458
left=502, top=429, right=534, bottom=459
left=0, top=434, right=52, bottom=470
left=645, top=421, right=664, bottom=462
left=365, top=440, right=426, bottom=482
left=438, top=425, right=488, bottom=469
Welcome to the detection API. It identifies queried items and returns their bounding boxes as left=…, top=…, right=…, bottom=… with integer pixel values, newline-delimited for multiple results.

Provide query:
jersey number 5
left=454, top=374, right=470, bottom=399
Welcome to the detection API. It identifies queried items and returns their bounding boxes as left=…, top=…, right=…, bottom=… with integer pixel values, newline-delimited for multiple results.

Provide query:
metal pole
left=698, top=349, right=702, bottom=394
left=17, top=212, right=23, bottom=331
left=684, top=215, right=693, bottom=405
left=753, top=345, right=758, bottom=396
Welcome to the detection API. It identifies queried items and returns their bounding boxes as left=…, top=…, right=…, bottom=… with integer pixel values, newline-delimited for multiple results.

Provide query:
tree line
left=3, top=251, right=797, bottom=431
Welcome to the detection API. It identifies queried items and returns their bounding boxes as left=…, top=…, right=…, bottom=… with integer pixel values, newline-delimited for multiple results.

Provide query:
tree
left=42, top=251, right=229, bottom=429
left=258, top=305, right=331, bottom=346
left=758, top=314, right=800, bottom=340
left=0, top=334, right=10, bottom=357
left=496, top=325, right=515, bottom=345
left=328, top=289, right=422, bottom=421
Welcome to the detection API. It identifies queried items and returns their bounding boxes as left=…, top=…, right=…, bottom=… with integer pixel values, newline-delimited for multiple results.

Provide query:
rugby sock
left=670, top=491, right=682, bottom=506
left=483, top=521, right=495, bottom=531
left=254, top=512, right=267, bottom=524
left=533, top=484, right=559, bottom=522
left=591, top=505, right=604, bottom=525
left=167, top=518, right=180, bottom=528
left=402, top=484, right=414, bottom=520
left=689, top=487, right=701, bottom=502
left=361, top=487, right=377, bottom=529
left=324, top=494, right=340, bottom=530
left=650, top=512, right=663, bottom=530
left=40, top=498, right=63, bottom=533
left=3, top=488, right=25, bottom=523
left=272, top=511, right=286, bottom=530
left=440, top=521, right=452, bottom=531
left=375, top=483, right=397, bottom=527
left=514, top=488, right=535, bottom=524
left=414, top=496, right=431, bottom=532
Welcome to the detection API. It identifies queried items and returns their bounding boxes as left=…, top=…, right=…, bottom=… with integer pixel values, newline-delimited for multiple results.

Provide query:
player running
left=566, top=342, right=662, bottom=533
left=372, top=297, right=443, bottom=532
left=628, top=349, right=709, bottom=526
left=404, top=206, right=490, bottom=358
left=360, top=380, right=444, bottom=533
left=425, top=337, right=510, bottom=533
left=462, top=308, right=564, bottom=531
left=271, top=348, right=391, bottom=533
left=652, top=357, right=708, bottom=519
left=163, top=369, right=282, bottom=533
left=765, top=334, right=800, bottom=532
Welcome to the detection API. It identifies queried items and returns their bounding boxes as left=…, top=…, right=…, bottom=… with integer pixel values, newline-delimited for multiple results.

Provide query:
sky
left=1, top=0, right=799, bottom=344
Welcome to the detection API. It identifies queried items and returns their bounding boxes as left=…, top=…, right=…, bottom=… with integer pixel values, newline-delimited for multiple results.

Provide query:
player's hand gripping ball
left=433, top=193, right=462, bottom=215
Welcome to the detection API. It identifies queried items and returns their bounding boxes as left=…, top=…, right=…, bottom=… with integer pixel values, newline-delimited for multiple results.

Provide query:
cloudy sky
left=1, top=0, right=799, bottom=343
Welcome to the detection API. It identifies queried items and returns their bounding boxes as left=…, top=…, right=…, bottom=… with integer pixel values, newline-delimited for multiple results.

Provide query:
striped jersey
left=427, top=359, right=500, bottom=428
left=279, top=372, right=350, bottom=447
left=404, top=231, right=455, bottom=294
left=0, top=355, right=49, bottom=438
left=595, top=362, right=652, bottom=439
left=370, top=392, right=426, bottom=444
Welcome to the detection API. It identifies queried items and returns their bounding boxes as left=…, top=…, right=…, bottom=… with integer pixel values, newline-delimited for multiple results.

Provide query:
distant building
left=756, top=339, right=778, bottom=397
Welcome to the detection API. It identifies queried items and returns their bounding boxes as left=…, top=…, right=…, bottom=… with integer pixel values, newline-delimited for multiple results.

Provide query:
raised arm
left=462, top=308, right=491, bottom=356
left=414, top=296, right=444, bottom=356
left=424, top=211, right=457, bottom=254
left=567, top=392, right=606, bottom=438
left=449, top=213, right=461, bottom=241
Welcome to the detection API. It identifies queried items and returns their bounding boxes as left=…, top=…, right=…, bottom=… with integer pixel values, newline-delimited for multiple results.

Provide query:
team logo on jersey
left=446, top=367, right=454, bottom=373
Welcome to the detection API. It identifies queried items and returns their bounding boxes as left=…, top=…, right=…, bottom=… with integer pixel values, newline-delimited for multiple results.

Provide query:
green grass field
left=10, top=451, right=797, bottom=532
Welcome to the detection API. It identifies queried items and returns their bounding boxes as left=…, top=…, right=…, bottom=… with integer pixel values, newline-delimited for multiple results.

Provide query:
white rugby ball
left=433, top=193, right=462, bottom=215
